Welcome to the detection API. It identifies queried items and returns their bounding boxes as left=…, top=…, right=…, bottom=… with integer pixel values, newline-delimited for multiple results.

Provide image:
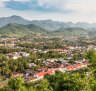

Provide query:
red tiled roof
left=66, top=64, right=79, bottom=70
left=36, top=70, right=52, bottom=77
left=66, top=62, right=88, bottom=71
left=49, top=68, right=57, bottom=71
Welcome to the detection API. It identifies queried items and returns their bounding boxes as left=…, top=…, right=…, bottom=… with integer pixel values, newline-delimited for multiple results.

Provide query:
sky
left=0, top=0, right=96, bottom=23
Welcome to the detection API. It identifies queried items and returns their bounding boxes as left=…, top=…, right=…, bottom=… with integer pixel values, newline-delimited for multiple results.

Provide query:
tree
left=86, top=49, right=96, bottom=64
left=8, top=77, right=24, bottom=91
left=36, top=79, right=52, bottom=91
left=0, top=54, right=7, bottom=61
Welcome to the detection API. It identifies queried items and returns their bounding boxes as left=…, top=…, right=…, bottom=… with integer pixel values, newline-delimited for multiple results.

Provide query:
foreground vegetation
left=0, top=49, right=96, bottom=91
left=0, top=68, right=96, bottom=91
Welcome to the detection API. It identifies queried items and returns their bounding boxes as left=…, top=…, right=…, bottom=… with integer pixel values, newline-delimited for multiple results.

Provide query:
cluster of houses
left=12, top=58, right=89, bottom=82
left=0, top=37, right=92, bottom=83
left=6, top=52, right=30, bottom=59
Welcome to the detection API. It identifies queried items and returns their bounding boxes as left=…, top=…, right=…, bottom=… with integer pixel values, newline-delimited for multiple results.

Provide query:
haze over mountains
left=0, top=15, right=96, bottom=37
left=1, top=15, right=96, bottom=29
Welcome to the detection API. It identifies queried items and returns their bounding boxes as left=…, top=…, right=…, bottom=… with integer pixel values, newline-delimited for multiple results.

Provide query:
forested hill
left=0, top=23, right=48, bottom=37
left=0, top=23, right=95, bottom=37
left=0, top=15, right=96, bottom=37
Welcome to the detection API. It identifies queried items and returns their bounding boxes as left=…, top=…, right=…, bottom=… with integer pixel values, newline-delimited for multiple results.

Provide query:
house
left=59, top=59, right=68, bottom=64
left=66, top=65, right=75, bottom=71
left=46, top=59, right=55, bottom=63
left=6, top=52, right=30, bottom=59
left=52, top=48, right=68, bottom=53
left=19, top=52, right=29, bottom=57
left=6, top=52, right=21, bottom=59
left=58, top=68, right=66, bottom=73
left=68, top=46, right=75, bottom=50
left=35, top=70, right=53, bottom=79
left=13, top=52, right=21, bottom=59
left=29, top=63, right=37, bottom=68
left=36, top=67, right=48, bottom=72
left=66, top=61, right=89, bottom=71
left=12, top=72, right=24, bottom=78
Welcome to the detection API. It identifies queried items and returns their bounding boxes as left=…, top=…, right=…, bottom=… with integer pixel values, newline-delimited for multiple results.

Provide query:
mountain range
left=1, top=15, right=96, bottom=29
left=0, top=15, right=96, bottom=37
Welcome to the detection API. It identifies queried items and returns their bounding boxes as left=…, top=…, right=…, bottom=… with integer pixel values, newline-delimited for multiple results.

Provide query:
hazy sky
left=0, top=0, right=96, bottom=23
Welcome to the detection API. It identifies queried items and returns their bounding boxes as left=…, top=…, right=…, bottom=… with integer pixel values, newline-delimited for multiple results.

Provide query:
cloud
left=38, top=0, right=67, bottom=9
left=12, top=0, right=31, bottom=2
left=0, top=0, right=31, bottom=8
left=0, top=0, right=96, bottom=23
left=0, top=0, right=10, bottom=7
left=0, top=2, right=5, bottom=7
left=4, top=0, right=74, bottom=13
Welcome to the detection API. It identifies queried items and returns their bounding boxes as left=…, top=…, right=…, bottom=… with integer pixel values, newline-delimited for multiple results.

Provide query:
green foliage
left=0, top=53, right=7, bottom=61
left=8, top=77, right=24, bottom=90
left=36, top=79, right=52, bottom=91
left=45, top=71, right=86, bottom=91
left=1, top=68, right=96, bottom=91
left=86, top=49, right=96, bottom=64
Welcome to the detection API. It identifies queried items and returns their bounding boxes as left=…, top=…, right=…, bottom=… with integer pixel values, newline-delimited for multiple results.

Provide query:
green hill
left=52, top=28, right=89, bottom=37
left=0, top=23, right=48, bottom=37
left=0, top=23, right=95, bottom=38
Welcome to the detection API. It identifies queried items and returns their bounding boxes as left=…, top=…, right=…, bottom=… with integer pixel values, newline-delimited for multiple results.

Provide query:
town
left=1, top=0, right=96, bottom=90
left=0, top=36, right=94, bottom=83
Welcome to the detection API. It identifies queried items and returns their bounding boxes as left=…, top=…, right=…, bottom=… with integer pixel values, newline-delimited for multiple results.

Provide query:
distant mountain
left=32, top=20, right=96, bottom=31
left=0, top=15, right=31, bottom=27
left=1, top=15, right=96, bottom=31
left=31, top=20, right=70, bottom=31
